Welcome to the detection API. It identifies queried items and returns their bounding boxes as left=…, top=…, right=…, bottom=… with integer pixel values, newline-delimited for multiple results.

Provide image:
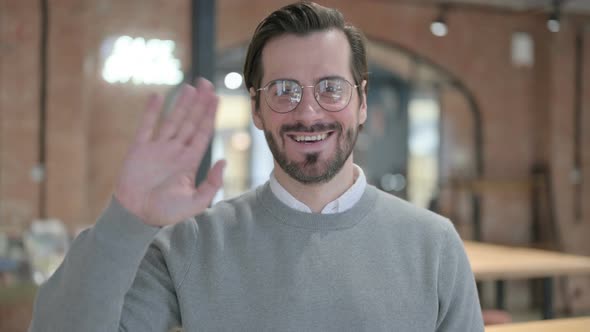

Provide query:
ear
left=250, top=87, right=264, bottom=130
left=358, top=80, right=368, bottom=125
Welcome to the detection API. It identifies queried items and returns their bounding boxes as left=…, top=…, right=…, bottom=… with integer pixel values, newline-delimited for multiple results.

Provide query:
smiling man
left=29, top=2, right=484, bottom=331
left=250, top=28, right=367, bottom=212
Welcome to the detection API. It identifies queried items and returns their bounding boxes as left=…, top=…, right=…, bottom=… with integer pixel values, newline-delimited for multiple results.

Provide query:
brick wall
left=0, top=0, right=192, bottom=232
left=0, top=0, right=41, bottom=235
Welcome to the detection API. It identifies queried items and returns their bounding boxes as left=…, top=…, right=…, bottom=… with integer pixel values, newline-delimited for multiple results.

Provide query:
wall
left=0, top=0, right=41, bottom=235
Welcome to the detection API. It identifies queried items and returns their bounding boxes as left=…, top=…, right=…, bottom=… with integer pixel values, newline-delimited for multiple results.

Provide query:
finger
left=193, top=77, right=215, bottom=96
left=158, top=84, right=196, bottom=141
left=175, top=79, right=213, bottom=145
left=185, top=95, right=218, bottom=160
left=175, top=96, right=217, bottom=169
left=191, top=159, right=226, bottom=210
left=191, top=86, right=218, bottom=141
left=135, top=94, right=164, bottom=144
left=187, top=78, right=215, bottom=124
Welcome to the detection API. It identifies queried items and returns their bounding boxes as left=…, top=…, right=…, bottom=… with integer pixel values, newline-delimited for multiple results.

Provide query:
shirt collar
left=269, top=165, right=367, bottom=214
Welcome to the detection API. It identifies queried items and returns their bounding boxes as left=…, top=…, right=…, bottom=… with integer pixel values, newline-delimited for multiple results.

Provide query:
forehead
left=261, top=29, right=352, bottom=84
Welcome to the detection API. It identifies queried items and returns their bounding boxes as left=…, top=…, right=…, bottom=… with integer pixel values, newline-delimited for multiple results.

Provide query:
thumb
left=190, top=159, right=226, bottom=211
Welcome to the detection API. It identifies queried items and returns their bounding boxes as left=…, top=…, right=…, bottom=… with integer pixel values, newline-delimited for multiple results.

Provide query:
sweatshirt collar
left=269, top=165, right=367, bottom=214
left=257, top=179, right=378, bottom=230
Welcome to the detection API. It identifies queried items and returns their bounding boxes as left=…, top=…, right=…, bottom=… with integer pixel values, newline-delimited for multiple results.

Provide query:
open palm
left=114, top=79, right=225, bottom=227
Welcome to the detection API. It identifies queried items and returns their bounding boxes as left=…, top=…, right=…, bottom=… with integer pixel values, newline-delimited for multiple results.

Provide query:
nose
left=292, top=86, right=324, bottom=123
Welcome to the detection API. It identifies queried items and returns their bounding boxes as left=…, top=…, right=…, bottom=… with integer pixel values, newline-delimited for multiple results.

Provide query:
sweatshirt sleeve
left=435, top=222, right=485, bottom=332
left=28, top=197, right=170, bottom=332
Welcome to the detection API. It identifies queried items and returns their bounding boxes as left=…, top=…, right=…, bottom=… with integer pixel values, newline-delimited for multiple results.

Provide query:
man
left=30, top=2, right=484, bottom=331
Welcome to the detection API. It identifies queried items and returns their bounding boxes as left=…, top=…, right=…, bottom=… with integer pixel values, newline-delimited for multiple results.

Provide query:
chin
left=282, top=153, right=346, bottom=184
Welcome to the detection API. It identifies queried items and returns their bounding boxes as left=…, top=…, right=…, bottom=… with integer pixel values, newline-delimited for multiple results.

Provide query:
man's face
left=251, top=29, right=367, bottom=184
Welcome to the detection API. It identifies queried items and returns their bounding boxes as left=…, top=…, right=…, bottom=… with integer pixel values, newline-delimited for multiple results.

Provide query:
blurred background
left=0, top=0, right=589, bottom=330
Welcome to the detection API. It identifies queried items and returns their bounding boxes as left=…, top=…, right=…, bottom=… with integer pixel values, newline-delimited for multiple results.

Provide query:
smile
left=289, top=132, right=332, bottom=143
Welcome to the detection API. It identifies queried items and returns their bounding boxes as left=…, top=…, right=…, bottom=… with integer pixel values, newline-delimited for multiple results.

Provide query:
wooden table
left=485, top=317, right=590, bottom=331
left=464, top=241, right=590, bottom=319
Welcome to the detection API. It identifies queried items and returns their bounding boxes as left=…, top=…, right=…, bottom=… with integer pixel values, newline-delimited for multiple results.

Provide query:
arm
left=29, top=79, right=225, bottom=331
left=121, top=230, right=183, bottom=331
left=435, top=223, right=485, bottom=332
left=29, top=198, right=161, bottom=331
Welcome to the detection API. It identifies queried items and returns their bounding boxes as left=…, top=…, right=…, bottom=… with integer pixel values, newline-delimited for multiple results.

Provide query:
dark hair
left=243, top=1, right=368, bottom=110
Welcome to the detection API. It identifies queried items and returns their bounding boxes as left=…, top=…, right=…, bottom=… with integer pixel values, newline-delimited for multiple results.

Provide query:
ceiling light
left=430, top=5, right=449, bottom=37
left=224, top=72, right=243, bottom=90
left=547, top=13, right=560, bottom=33
left=547, top=0, right=561, bottom=33
left=431, top=20, right=448, bottom=37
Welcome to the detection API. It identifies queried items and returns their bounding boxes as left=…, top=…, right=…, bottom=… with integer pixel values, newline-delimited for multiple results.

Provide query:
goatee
left=264, top=122, right=358, bottom=184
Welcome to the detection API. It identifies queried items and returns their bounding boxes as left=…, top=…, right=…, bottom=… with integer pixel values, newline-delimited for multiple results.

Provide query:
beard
left=263, top=121, right=359, bottom=184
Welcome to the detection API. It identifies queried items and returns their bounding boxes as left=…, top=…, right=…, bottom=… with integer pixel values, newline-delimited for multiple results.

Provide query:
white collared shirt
left=269, top=165, right=367, bottom=214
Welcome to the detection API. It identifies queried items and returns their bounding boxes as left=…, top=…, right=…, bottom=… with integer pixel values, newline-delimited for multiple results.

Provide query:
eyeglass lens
left=263, top=78, right=353, bottom=113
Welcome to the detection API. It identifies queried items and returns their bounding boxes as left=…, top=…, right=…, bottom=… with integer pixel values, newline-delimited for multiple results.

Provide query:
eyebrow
left=265, top=75, right=348, bottom=86
left=317, top=75, right=347, bottom=82
left=268, top=78, right=301, bottom=84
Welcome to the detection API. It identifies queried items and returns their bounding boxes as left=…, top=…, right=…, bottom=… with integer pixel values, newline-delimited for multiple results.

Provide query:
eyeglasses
left=257, top=78, right=359, bottom=113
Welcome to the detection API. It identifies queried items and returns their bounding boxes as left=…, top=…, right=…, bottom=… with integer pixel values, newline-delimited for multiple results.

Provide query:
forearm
left=29, top=197, right=160, bottom=332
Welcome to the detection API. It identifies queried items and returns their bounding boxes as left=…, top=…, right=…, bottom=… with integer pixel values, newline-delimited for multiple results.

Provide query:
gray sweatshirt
left=29, top=183, right=484, bottom=331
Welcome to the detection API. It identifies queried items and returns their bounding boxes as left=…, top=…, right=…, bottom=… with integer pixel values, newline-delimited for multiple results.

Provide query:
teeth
left=294, top=133, right=328, bottom=142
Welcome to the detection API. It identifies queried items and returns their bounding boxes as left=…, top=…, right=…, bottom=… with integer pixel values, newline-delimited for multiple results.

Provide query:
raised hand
left=114, top=79, right=225, bottom=227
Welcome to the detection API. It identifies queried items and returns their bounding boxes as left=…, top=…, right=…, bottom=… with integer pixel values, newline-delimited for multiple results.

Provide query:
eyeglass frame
left=256, top=77, right=360, bottom=114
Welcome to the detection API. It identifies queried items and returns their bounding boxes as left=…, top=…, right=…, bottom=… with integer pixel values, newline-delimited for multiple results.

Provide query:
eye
left=318, top=79, right=346, bottom=101
left=325, top=84, right=343, bottom=93
left=268, top=80, right=301, bottom=105
left=320, top=79, right=345, bottom=94
left=273, top=81, right=297, bottom=93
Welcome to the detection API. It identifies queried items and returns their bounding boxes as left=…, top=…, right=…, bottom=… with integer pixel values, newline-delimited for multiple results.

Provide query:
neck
left=273, top=157, right=356, bottom=213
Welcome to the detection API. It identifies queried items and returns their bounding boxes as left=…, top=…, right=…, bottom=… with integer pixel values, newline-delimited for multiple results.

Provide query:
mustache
left=280, top=122, right=341, bottom=135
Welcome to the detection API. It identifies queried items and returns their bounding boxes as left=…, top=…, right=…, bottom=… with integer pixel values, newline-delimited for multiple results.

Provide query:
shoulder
left=154, top=188, right=260, bottom=246
left=368, top=187, right=468, bottom=275
left=370, top=185, right=456, bottom=237
left=145, top=189, right=260, bottom=278
left=204, top=188, right=260, bottom=223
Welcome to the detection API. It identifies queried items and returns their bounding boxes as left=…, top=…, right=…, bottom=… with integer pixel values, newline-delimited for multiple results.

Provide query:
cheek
left=335, top=109, right=358, bottom=127
left=259, top=111, right=286, bottom=136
